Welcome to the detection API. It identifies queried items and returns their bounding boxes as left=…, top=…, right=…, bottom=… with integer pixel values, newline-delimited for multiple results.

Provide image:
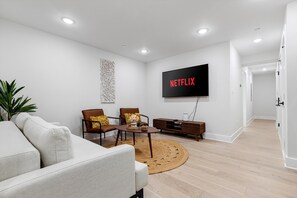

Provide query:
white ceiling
left=0, top=0, right=293, bottom=63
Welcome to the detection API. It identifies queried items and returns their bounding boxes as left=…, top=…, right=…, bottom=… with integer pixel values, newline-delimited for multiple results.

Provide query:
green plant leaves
left=0, top=79, right=37, bottom=120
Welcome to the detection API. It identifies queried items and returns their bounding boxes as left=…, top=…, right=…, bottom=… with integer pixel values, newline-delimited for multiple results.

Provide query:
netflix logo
left=170, top=77, right=195, bottom=88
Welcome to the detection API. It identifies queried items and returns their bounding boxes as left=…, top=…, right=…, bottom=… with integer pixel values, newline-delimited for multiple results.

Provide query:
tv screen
left=162, top=64, right=209, bottom=97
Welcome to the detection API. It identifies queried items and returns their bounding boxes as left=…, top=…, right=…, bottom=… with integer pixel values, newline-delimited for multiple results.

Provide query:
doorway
left=242, top=63, right=277, bottom=127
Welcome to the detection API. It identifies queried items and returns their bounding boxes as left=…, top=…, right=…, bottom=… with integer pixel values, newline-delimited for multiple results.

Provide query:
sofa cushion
left=0, top=121, right=40, bottom=182
left=14, top=112, right=31, bottom=131
left=23, top=116, right=73, bottom=167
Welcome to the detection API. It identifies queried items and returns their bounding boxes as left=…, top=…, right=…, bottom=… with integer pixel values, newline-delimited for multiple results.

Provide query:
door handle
left=276, top=97, right=285, bottom=106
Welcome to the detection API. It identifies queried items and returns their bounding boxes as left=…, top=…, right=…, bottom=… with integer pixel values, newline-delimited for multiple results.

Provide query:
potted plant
left=0, top=80, right=37, bottom=120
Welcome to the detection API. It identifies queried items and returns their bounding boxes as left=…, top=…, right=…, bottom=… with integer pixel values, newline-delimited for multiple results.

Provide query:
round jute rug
left=111, top=138, right=189, bottom=174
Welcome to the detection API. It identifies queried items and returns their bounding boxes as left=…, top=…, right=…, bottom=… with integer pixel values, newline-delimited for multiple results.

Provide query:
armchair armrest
left=140, top=114, right=150, bottom=125
left=0, top=145, right=136, bottom=198
left=107, top=116, right=120, bottom=120
left=107, top=116, right=120, bottom=125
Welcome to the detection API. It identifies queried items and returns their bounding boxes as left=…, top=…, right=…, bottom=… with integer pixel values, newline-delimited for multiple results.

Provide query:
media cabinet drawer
left=153, top=119, right=167, bottom=129
left=182, top=122, right=205, bottom=134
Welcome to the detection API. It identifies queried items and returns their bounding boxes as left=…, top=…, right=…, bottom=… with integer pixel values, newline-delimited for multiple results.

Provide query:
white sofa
left=0, top=114, right=148, bottom=198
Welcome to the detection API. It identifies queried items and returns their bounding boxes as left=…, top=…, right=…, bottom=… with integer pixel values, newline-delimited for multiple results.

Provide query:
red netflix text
left=170, top=77, right=195, bottom=87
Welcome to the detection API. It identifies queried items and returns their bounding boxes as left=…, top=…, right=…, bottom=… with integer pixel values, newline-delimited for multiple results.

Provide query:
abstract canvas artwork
left=100, top=59, right=115, bottom=103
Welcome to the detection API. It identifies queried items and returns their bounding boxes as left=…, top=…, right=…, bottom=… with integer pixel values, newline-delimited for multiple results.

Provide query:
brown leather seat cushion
left=101, top=125, right=118, bottom=132
left=87, top=125, right=118, bottom=133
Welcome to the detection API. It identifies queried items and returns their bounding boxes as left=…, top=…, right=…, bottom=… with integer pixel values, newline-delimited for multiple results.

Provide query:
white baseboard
left=230, top=127, right=243, bottom=143
left=285, top=156, right=297, bottom=170
left=246, top=117, right=254, bottom=126
left=204, top=127, right=243, bottom=143
left=253, top=116, right=276, bottom=120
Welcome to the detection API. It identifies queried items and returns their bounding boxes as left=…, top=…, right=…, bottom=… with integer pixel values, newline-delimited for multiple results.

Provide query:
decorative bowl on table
left=141, top=125, right=148, bottom=132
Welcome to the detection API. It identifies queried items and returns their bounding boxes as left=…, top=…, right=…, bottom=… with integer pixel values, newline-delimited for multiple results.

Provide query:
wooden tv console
left=153, top=118, right=205, bottom=141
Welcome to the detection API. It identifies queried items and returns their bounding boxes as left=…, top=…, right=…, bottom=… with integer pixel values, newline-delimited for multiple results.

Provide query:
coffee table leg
left=148, top=133, right=153, bottom=158
left=115, top=130, right=121, bottom=146
left=133, top=132, right=135, bottom=145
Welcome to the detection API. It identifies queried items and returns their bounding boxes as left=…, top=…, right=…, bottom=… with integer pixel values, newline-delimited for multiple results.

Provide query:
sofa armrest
left=0, top=144, right=136, bottom=198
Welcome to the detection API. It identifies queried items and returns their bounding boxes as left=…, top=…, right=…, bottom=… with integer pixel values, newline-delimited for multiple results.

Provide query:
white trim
left=204, top=133, right=232, bottom=143
left=253, top=116, right=276, bottom=120
left=285, top=156, right=297, bottom=170
left=230, top=127, right=244, bottom=143
left=204, top=127, right=243, bottom=143
left=246, top=117, right=254, bottom=126
left=277, top=131, right=286, bottom=160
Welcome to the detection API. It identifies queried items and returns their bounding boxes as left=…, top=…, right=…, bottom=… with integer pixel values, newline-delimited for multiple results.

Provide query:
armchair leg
left=82, top=120, right=85, bottom=139
left=100, top=133, right=102, bottom=145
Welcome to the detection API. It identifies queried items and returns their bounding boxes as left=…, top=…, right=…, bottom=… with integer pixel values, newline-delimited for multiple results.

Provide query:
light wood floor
left=97, top=119, right=297, bottom=197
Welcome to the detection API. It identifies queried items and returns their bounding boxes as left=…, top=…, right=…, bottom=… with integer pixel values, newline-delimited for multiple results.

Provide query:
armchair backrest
left=82, top=109, right=104, bottom=131
left=119, top=108, right=140, bottom=125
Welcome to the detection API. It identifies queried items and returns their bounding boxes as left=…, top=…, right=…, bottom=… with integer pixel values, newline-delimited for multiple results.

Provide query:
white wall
left=252, top=73, right=276, bottom=119
left=0, top=19, right=147, bottom=135
left=241, top=51, right=279, bottom=66
left=146, top=42, right=243, bottom=142
left=285, top=1, right=297, bottom=166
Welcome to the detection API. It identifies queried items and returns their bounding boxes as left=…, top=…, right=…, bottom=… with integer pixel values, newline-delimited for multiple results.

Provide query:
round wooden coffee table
left=115, top=125, right=159, bottom=158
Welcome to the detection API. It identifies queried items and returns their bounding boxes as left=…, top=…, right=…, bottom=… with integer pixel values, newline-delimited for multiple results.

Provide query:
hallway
left=144, top=119, right=297, bottom=198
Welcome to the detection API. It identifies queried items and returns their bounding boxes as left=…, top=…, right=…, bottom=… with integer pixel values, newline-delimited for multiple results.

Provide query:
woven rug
left=109, top=138, right=189, bottom=174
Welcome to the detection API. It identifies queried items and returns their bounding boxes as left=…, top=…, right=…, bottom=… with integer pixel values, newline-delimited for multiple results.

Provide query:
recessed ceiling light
left=61, top=17, right=75, bottom=25
left=197, top=28, right=209, bottom=35
left=139, top=48, right=150, bottom=55
left=253, top=38, right=262, bottom=43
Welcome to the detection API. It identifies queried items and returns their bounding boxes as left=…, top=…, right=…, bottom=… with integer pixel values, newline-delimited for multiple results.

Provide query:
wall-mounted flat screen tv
left=162, top=64, right=209, bottom=97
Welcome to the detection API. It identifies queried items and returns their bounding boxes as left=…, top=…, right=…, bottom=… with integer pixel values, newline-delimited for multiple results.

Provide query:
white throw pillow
left=23, top=116, right=73, bottom=167
left=14, top=112, right=31, bottom=131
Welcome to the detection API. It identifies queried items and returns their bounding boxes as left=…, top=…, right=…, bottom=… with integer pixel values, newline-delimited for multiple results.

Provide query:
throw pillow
left=90, top=115, right=109, bottom=128
left=124, top=113, right=141, bottom=124
left=23, top=116, right=73, bottom=167
left=14, top=112, right=31, bottom=131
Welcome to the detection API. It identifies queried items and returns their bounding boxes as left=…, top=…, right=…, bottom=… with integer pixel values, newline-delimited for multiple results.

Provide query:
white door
left=276, top=31, right=287, bottom=152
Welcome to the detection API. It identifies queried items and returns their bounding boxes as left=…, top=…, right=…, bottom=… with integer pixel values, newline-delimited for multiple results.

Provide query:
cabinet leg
left=196, top=134, right=200, bottom=141
left=200, top=134, right=204, bottom=139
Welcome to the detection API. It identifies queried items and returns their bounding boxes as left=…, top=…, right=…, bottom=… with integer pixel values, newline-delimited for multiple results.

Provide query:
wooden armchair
left=82, top=109, right=119, bottom=145
left=119, top=108, right=149, bottom=126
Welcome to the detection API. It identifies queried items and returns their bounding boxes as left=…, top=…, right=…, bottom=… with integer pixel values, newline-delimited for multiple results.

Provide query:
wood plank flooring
left=97, top=119, right=297, bottom=197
